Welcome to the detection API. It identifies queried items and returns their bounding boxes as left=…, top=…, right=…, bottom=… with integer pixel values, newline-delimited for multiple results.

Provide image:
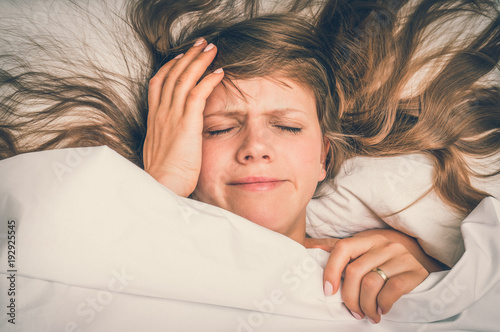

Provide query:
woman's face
left=192, top=77, right=328, bottom=243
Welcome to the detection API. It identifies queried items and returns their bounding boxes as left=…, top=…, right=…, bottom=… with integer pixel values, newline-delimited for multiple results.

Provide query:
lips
left=228, top=177, right=286, bottom=192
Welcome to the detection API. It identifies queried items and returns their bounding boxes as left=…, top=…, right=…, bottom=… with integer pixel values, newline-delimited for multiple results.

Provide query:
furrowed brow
left=204, top=110, right=246, bottom=119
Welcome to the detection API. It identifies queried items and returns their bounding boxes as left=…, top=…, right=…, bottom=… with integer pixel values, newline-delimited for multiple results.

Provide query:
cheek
left=290, top=136, right=324, bottom=171
left=286, top=138, right=325, bottom=188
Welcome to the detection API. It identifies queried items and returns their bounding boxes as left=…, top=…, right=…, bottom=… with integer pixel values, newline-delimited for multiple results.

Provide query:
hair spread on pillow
left=1, top=0, right=499, bottom=216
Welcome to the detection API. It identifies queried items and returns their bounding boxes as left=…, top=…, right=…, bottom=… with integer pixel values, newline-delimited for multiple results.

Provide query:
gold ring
left=371, top=267, right=389, bottom=282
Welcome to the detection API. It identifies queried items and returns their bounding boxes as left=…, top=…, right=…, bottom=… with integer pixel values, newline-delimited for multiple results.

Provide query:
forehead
left=204, top=77, right=316, bottom=116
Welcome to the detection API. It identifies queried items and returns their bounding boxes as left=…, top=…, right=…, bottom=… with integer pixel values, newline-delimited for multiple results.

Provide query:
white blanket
left=1, top=146, right=499, bottom=331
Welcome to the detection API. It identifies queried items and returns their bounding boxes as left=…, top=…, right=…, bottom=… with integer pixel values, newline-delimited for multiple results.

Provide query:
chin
left=234, top=206, right=297, bottom=235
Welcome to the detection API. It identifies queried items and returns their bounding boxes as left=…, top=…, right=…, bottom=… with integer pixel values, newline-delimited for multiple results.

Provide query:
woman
left=140, top=16, right=441, bottom=325
left=1, top=0, right=498, bottom=325
left=134, top=0, right=498, bottom=323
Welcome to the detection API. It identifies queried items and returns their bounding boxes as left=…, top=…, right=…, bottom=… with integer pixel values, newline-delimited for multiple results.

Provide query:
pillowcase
left=307, top=154, right=500, bottom=267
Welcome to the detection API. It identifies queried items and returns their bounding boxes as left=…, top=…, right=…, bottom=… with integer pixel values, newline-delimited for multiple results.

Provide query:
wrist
left=149, top=171, right=193, bottom=198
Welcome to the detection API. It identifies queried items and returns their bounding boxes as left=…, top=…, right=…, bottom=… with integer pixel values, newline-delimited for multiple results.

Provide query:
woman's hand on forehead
left=143, top=38, right=224, bottom=197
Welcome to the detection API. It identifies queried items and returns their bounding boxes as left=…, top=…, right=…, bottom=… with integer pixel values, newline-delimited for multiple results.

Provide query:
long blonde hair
left=130, top=0, right=499, bottom=214
left=1, top=0, right=499, bottom=216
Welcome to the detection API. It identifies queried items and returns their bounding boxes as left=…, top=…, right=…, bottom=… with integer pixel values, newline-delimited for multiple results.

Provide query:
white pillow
left=307, top=154, right=500, bottom=267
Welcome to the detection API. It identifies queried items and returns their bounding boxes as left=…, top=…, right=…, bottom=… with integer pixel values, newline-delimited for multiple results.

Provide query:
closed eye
left=276, top=126, right=302, bottom=134
left=206, top=128, right=234, bottom=137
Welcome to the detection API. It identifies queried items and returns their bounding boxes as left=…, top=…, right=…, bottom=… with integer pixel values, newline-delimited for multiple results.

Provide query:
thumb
left=304, top=237, right=340, bottom=252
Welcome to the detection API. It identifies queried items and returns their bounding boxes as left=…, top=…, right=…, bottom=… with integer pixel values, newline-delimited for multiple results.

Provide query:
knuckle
left=333, top=238, right=351, bottom=253
left=344, top=263, right=362, bottom=280
left=149, top=76, right=161, bottom=87
left=175, top=73, right=190, bottom=87
left=361, top=272, right=381, bottom=290
left=188, top=87, right=202, bottom=99
left=385, top=241, right=405, bottom=253
left=385, top=276, right=406, bottom=295
left=372, top=234, right=387, bottom=243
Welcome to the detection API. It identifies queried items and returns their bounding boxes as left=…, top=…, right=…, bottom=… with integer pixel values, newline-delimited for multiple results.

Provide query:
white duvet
left=1, top=146, right=500, bottom=331
left=2, top=0, right=500, bottom=330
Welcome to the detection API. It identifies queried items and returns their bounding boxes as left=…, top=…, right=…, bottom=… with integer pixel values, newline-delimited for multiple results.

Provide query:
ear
left=318, top=136, right=330, bottom=182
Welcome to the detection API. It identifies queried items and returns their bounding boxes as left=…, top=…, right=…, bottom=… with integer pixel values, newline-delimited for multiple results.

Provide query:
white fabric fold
left=0, top=146, right=499, bottom=331
left=307, top=154, right=500, bottom=267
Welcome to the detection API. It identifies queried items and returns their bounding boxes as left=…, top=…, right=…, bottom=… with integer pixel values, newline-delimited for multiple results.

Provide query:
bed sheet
left=0, top=146, right=499, bottom=331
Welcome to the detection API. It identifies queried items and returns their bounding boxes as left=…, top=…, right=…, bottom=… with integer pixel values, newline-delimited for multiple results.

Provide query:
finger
left=341, top=245, right=396, bottom=318
left=184, top=68, right=225, bottom=125
left=377, top=267, right=428, bottom=315
left=160, top=38, right=208, bottom=110
left=169, top=43, right=219, bottom=115
left=148, top=54, right=183, bottom=120
left=304, top=238, right=322, bottom=249
left=312, top=244, right=335, bottom=252
left=360, top=254, right=427, bottom=323
left=342, top=241, right=415, bottom=318
left=359, top=269, right=387, bottom=323
left=145, top=55, right=184, bottom=168
left=323, top=237, right=378, bottom=296
left=304, top=238, right=339, bottom=251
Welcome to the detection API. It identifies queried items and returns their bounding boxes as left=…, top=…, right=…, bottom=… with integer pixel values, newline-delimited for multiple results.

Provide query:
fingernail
left=193, top=38, right=205, bottom=47
left=213, top=68, right=224, bottom=74
left=323, top=281, right=333, bottom=296
left=368, top=317, right=378, bottom=324
left=350, top=311, right=363, bottom=320
left=203, top=43, right=215, bottom=52
left=377, top=306, right=383, bottom=316
left=174, top=53, right=184, bottom=60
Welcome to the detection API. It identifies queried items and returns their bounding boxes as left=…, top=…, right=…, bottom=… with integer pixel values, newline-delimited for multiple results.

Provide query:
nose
left=236, top=126, right=275, bottom=164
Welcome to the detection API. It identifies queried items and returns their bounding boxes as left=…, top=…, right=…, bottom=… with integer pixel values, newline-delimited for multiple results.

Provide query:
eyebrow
left=204, top=108, right=306, bottom=118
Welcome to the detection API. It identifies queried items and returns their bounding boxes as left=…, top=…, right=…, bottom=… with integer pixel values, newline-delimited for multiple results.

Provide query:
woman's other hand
left=304, top=229, right=446, bottom=324
left=143, top=38, right=224, bottom=197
